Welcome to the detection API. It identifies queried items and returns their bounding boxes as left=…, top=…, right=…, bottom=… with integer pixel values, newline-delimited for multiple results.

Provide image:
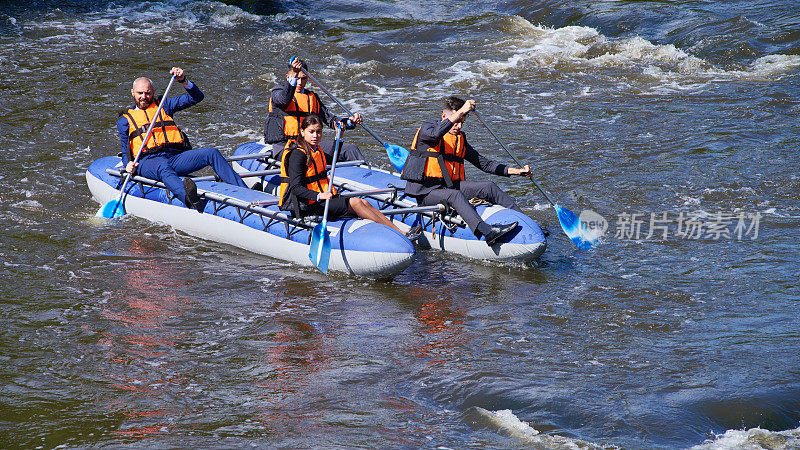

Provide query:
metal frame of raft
left=103, top=168, right=445, bottom=241
left=88, top=154, right=418, bottom=277
left=227, top=151, right=467, bottom=226
left=230, top=144, right=547, bottom=262
left=252, top=154, right=469, bottom=229
left=105, top=168, right=313, bottom=240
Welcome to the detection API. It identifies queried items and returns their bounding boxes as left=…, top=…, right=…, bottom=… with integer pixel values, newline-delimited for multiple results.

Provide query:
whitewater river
left=1, top=0, right=799, bottom=448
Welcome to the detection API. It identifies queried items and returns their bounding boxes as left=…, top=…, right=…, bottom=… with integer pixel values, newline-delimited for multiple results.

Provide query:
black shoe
left=251, top=181, right=263, bottom=192
left=405, top=224, right=423, bottom=243
left=183, top=177, right=204, bottom=213
left=484, top=221, right=518, bottom=246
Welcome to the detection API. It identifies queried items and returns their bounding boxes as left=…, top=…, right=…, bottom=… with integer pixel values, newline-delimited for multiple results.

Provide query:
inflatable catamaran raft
left=232, top=142, right=548, bottom=263
left=86, top=155, right=419, bottom=278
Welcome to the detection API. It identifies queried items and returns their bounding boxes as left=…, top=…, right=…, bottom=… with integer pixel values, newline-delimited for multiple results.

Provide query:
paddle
left=97, top=74, right=178, bottom=218
left=308, top=122, right=344, bottom=273
left=472, top=110, right=598, bottom=249
left=292, top=56, right=410, bottom=172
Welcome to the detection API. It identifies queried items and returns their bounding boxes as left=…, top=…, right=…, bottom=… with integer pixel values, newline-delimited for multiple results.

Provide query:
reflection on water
left=2, top=0, right=800, bottom=447
left=98, top=239, right=189, bottom=439
left=404, top=288, right=469, bottom=368
left=253, top=319, right=330, bottom=435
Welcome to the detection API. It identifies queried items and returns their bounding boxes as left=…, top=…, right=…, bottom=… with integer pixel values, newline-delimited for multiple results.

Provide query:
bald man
left=116, top=67, right=246, bottom=212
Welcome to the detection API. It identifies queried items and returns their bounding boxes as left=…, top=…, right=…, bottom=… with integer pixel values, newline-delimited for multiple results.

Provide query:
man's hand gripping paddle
left=97, top=74, right=177, bottom=219
left=291, top=56, right=410, bottom=172
left=473, top=110, right=599, bottom=249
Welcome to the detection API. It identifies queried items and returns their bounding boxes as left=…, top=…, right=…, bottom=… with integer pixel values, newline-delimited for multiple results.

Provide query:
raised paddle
left=97, top=74, right=178, bottom=218
left=291, top=56, right=410, bottom=172
left=308, top=122, right=345, bottom=273
left=472, top=110, right=599, bottom=249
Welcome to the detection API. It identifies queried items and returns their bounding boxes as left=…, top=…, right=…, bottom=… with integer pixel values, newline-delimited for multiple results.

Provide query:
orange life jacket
left=121, top=102, right=187, bottom=159
left=402, top=127, right=465, bottom=187
left=269, top=90, right=320, bottom=141
left=278, top=140, right=336, bottom=212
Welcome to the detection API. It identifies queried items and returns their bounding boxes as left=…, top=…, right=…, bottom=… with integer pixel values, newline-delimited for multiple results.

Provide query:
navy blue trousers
left=137, top=147, right=247, bottom=205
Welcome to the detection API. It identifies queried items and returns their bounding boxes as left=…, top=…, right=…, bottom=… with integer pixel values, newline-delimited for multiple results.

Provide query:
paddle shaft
left=116, top=75, right=178, bottom=208
left=299, top=66, right=388, bottom=147
left=472, top=110, right=557, bottom=207
left=318, top=122, right=344, bottom=234
left=326, top=122, right=344, bottom=197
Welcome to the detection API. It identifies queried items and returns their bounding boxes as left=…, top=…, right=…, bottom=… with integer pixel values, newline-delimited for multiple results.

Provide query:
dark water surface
left=2, top=0, right=800, bottom=448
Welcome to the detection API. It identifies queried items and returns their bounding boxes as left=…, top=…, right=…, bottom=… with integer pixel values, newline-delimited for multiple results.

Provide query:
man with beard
left=117, top=67, right=247, bottom=212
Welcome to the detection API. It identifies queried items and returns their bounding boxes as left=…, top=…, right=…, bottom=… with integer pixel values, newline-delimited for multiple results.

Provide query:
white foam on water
left=22, top=0, right=262, bottom=39
left=197, top=1, right=262, bottom=26
left=13, top=199, right=43, bottom=209
left=256, top=30, right=304, bottom=62
left=691, top=426, right=800, bottom=449
left=203, top=125, right=262, bottom=142
left=590, top=35, right=706, bottom=71
left=530, top=202, right=552, bottom=211
left=679, top=194, right=702, bottom=206
left=232, top=129, right=262, bottom=141
left=317, top=55, right=381, bottom=79
left=748, top=54, right=800, bottom=73
left=473, top=407, right=606, bottom=448
left=702, top=186, right=756, bottom=194
left=434, top=15, right=800, bottom=92
left=490, top=409, right=539, bottom=438
left=351, top=83, right=412, bottom=119
left=282, top=57, right=407, bottom=120
left=473, top=407, right=539, bottom=440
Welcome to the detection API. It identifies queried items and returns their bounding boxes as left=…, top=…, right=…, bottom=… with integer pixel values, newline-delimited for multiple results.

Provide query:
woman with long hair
left=278, top=114, right=418, bottom=239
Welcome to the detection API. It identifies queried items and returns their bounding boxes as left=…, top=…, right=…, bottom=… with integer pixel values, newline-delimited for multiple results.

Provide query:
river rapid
left=1, top=0, right=799, bottom=448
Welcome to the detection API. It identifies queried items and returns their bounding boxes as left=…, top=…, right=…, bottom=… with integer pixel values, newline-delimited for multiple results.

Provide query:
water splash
left=438, top=16, right=800, bottom=91
left=691, top=426, right=800, bottom=449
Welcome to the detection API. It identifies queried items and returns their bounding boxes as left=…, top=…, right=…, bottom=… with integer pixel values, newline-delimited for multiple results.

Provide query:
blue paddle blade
left=308, top=221, right=331, bottom=273
left=554, top=204, right=598, bottom=249
left=96, top=198, right=125, bottom=218
left=384, top=143, right=409, bottom=172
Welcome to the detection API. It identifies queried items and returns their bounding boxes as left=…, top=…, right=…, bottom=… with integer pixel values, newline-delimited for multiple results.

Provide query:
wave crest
left=692, top=426, right=800, bottom=449
left=439, top=16, right=800, bottom=91
left=23, top=0, right=261, bottom=36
